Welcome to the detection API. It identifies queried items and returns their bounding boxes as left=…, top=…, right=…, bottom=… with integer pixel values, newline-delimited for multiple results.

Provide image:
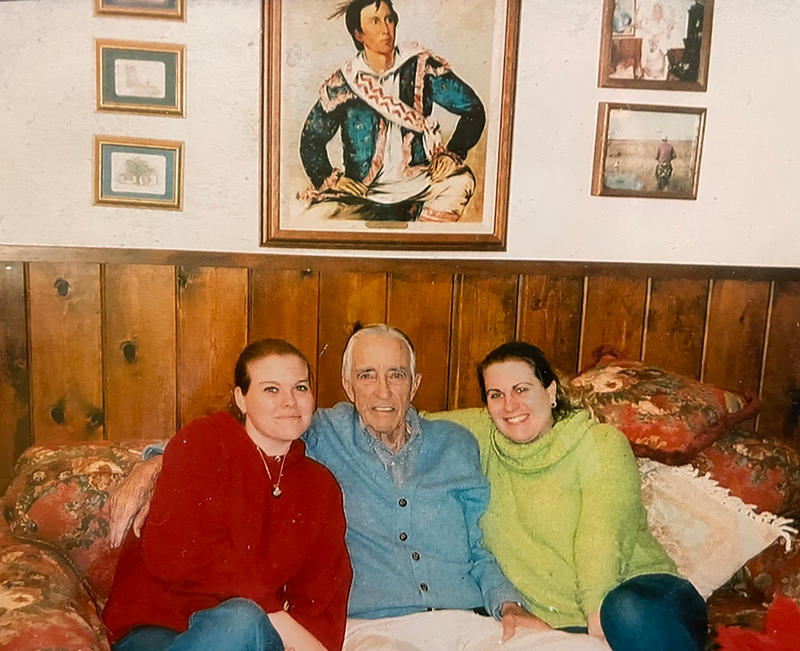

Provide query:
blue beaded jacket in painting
left=299, top=44, right=486, bottom=190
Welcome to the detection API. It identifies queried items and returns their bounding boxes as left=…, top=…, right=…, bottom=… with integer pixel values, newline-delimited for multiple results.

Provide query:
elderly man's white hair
left=341, top=324, right=417, bottom=380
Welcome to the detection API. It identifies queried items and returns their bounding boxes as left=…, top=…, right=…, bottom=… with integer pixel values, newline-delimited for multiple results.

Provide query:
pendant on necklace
left=272, top=485, right=283, bottom=499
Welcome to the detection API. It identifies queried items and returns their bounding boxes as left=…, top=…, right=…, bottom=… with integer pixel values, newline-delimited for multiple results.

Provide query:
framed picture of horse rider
left=262, top=0, right=522, bottom=250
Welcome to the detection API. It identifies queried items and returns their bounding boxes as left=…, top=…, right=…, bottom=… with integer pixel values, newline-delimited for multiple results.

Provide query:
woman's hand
left=500, top=602, right=553, bottom=641
left=108, top=456, right=163, bottom=546
left=268, top=611, right=328, bottom=651
left=587, top=610, right=610, bottom=647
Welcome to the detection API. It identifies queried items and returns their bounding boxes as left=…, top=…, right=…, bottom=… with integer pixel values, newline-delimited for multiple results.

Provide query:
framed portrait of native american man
left=598, top=0, right=714, bottom=91
left=261, top=0, right=522, bottom=250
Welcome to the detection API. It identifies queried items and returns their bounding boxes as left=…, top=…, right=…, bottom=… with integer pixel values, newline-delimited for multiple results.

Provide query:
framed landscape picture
left=591, top=102, right=706, bottom=200
left=262, top=0, right=523, bottom=250
left=96, top=40, right=186, bottom=116
left=95, top=0, right=185, bottom=20
left=94, top=135, right=184, bottom=210
left=598, top=0, right=714, bottom=91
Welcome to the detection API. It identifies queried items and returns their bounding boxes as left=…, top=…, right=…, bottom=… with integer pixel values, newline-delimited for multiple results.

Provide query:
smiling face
left=483, top=360, right=557, bottom=444
left=234, top=354, right=314, bottom=454
left=355, top=1, right=397, bottom=57
left=342, top=333, right=421, bottom=443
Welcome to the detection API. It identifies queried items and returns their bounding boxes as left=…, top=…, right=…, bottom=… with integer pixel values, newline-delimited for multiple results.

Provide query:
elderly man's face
left=343, top=333, right=421, bottom=441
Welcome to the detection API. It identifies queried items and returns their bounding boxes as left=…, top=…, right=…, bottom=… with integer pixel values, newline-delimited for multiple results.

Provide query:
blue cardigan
left=305, top=403, right=525, bottom=620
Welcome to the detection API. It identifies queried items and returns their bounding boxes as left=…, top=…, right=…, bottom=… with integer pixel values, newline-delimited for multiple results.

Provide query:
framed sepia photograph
left=96, top=40, right=186, bottom=116
left=94, top=135, right=184, bottom=210
left=591, top=102, right=706, bottom=200
left=262, top=0, right=523, bottom=250
left=95, top=0, right=185, bottom=20
left=598, top=0, right=714, bottom=91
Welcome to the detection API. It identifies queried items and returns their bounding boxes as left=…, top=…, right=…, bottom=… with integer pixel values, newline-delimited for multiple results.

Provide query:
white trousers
left=343, top=611, right=608, bottom=651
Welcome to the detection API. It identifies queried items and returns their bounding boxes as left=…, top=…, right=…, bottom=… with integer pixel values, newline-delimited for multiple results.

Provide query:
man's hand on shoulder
left=500, top=602, right=553, bottom=641
left=108, top=456, right=163, bottom=547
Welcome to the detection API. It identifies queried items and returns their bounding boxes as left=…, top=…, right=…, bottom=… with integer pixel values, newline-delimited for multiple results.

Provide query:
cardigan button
left=420, top=583, right=429, bottom=591
left=399, top=498, right=408, bottom=507
left=399, top=532, right=408, bottom=541
left=412, top=551, right=420, bottom=561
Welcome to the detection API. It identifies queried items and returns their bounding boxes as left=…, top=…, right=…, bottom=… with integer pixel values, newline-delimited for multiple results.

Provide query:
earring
left=550, top=400, right=557, bottom=408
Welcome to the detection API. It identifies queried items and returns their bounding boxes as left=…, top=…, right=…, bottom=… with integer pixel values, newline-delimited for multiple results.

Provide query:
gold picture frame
left=96, top=40, right=186, bottom=117
left=598, top=0, right=714, bottom=91
left=261, top=0, right=522, bottom=250
left=95, top=0, right=185, bottom=21
left=94, top=135, right=184, bottom=210
left=591, top=102, right=706, bottom=200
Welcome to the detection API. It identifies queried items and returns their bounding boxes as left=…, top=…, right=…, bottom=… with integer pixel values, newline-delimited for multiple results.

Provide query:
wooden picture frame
left=94, top=135, right=184, bottom=210
left=261, top=0, right=522, bottom=250
left=591, top=102, right=706, bottom=200
left=95, top=0, right=185, bottom=21
left=598, top=0, right=714, bottom=91
left=96, top=40, right=186, bottom=117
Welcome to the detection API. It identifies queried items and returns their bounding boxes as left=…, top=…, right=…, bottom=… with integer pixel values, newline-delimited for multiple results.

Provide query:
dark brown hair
left=331, top=0, right=399, bottom=51
left=477, top=341, right=574, bottom=423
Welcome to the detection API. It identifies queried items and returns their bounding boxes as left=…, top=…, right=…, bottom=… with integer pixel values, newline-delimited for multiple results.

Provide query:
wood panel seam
left=699, top=278, right=713, bottom=383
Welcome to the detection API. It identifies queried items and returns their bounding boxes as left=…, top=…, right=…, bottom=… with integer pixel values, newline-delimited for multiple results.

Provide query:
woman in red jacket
left=103, top=339, right=352, bottom=651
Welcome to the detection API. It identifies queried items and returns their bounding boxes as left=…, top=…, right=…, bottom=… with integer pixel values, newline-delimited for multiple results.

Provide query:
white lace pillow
left=638, top=459, right=797, bottom=598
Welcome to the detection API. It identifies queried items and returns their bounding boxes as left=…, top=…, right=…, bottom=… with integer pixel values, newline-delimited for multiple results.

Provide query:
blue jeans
left=599, top=574, right=707, bottom=651
left=113, top=598, right=284, bottom=651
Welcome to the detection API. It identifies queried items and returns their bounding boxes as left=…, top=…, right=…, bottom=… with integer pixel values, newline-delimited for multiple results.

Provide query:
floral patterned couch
left=0, top=429, right=798, bottom=650
left=0, top=444, right=146, bottom=651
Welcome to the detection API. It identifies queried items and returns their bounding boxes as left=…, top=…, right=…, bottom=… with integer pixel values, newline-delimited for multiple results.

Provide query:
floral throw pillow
left=570, top=347, right=760, bottom=465
left=692, top=430, right=800, bottom=516
left=2, top=444, right=143, bottom=604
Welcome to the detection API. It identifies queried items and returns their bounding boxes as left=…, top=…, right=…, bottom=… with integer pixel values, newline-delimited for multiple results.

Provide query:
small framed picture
left=95, top=0, right=185, bottom=20
left=96, top=40, right=186, bottom=116
left=598, top=0, right=714, bottom=91
left=591, top=102, right=706, bottom=200
left=94, top=135, right=184, bottom=210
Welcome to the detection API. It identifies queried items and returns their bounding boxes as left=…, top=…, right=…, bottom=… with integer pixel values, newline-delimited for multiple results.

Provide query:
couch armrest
left=0, top=527, right=110, bottom=651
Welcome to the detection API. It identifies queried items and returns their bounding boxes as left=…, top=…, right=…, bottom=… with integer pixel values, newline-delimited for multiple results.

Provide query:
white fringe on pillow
left=637, top=458, right=798, bottom=598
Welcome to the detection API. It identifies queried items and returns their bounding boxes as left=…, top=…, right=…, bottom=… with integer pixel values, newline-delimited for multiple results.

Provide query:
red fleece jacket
left=103, top=412, right=352, bottom=651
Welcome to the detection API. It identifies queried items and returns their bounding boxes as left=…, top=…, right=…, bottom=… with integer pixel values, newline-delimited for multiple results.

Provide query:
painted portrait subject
left=276, top=0, right=507, bottom=236
left=298, top=0, right=485, bottom=223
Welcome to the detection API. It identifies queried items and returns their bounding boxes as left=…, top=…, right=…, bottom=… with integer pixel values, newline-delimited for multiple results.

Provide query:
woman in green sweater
left=428, top=341, right=706, bottom=651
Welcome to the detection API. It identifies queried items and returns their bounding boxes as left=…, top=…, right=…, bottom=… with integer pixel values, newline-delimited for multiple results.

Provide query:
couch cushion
left=2, top=444, right=146, bottom=603
left=742, top=531, right=800, bottom=604
left=692, top=430, right=800, bottom=516
left=570, top=346, right=760, bottom=465
left=0, top=533, right=109, bottom=651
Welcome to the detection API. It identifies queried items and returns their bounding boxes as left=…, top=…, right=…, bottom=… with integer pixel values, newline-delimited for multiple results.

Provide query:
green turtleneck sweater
left=425, top=408, right=676, bottom=628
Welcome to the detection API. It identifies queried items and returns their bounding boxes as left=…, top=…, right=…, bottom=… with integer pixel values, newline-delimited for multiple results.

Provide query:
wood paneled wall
left=1, top=246, right=799, bottom=492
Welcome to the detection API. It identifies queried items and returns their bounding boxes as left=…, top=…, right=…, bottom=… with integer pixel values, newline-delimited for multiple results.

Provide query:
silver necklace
left=257, top=446, right=287, bottom=498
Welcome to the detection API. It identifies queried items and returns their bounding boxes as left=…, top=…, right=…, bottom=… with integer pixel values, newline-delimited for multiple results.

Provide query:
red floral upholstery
left=0, top=521, right=109, bottom=651
left=692, top=431, right=800, bottom=516
left=2, top=444, right=145, bottom=604
left=742, top=531, right=800, bottom=604
left=570, top=346, right=760, bottom=465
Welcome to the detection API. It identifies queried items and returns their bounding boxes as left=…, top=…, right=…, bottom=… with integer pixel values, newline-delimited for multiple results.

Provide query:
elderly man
left=110, top=325, right=604, bottom=651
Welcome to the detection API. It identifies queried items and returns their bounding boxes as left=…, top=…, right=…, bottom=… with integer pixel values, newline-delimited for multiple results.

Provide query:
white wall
left=1, top=0, right=798, bottom=266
